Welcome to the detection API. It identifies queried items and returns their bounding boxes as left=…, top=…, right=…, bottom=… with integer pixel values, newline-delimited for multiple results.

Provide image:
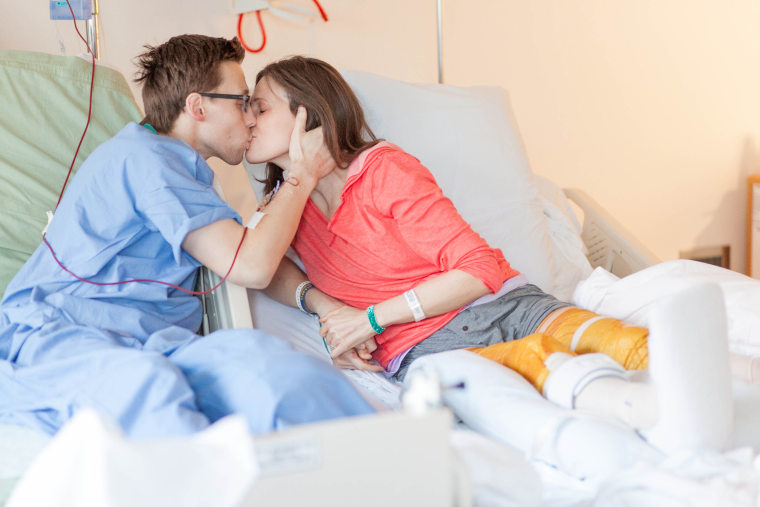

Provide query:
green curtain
left=0, top=50, right=143, bottom=298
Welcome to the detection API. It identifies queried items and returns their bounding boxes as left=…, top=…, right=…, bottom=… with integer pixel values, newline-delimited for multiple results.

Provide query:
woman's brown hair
left=255, top=56, right=380, bottom=194
left=134, top=34, right=244, bottom=133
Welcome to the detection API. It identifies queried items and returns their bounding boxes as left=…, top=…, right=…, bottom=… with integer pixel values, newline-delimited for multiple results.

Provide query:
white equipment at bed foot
left=543, top=351, right=660, bottom=430
left=7, top=408, right=460, bottom=507
left=406, top=349, right=663, bottom=485
left=642, top=282, right=734, bottom=454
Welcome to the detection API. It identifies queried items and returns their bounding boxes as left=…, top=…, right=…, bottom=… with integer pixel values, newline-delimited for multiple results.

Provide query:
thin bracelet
left=301, top=283, right=317, bottom=316
left=295, top=281, right=317, bottom=315
left=366, top=305, right=386, bottom=334
left=404, top=289, right=426, bottom=322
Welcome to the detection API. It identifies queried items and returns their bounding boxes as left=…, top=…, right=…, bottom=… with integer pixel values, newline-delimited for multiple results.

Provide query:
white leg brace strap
left=542, top=352, right=627, bottom=409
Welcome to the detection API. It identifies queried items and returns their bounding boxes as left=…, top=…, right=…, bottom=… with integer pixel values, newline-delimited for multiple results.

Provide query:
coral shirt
left=293, top=142, right=518, bottom=367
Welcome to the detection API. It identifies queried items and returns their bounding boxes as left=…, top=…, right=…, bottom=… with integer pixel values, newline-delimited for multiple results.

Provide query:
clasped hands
left=319, top=305, right=384, bottom=372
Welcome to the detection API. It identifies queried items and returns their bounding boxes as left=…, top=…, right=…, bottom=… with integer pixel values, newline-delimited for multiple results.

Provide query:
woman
left=248, top=57, right=735, bottom=449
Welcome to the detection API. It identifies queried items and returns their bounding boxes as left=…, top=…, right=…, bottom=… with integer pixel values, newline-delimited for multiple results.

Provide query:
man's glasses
left=198, top=92, right=251, bottom=113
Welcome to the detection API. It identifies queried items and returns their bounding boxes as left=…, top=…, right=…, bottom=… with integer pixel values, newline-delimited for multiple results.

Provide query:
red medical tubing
left=238, top=10, right=267, bottom=53
left=46, top=0, right=247, bottom=295
left=43, top=228, right=248, bottom=296
left=238, top=0, right=328, bottom=53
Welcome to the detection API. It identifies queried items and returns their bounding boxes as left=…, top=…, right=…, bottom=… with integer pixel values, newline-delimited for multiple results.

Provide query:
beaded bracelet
left=366, top=305, right=386, bottom=334
left=295, top=281, right=317, bottom=316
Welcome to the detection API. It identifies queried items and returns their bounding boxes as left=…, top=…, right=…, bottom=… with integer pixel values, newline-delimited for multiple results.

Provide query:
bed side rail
left=196, top=267, right=253, bottom=334
left=563, top=188, right=660, bottom=278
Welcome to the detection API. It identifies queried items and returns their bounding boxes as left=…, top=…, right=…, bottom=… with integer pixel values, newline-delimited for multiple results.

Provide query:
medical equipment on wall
left=49, top=0, right=101, bottom=59
left=234, top=0, right=328, bottom=53
left=43, top=0, right=243, bottom=296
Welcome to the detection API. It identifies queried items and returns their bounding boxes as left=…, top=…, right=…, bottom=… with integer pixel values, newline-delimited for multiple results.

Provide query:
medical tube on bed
left=42, top=228, right=248, bottom=296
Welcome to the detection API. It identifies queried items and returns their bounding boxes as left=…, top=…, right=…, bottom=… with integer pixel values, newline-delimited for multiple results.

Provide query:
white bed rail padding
left=563, top=188, right=660, bottom=277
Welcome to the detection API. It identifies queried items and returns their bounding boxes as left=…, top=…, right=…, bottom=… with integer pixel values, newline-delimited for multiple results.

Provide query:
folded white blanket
left=573, top=260, right=760, bottom=356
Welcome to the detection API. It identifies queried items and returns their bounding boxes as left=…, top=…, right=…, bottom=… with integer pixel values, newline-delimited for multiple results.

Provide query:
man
left=0, top=34, right=374, bottom=438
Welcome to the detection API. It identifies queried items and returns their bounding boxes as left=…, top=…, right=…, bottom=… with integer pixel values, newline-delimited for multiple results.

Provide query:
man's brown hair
left=134, top=34, right=244, bottom=133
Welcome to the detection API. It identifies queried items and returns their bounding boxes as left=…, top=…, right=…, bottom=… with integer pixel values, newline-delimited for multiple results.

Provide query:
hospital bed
left=2, top=49, right=760, bottom=506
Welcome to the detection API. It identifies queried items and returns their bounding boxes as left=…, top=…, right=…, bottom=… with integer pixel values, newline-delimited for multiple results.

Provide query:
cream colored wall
left=443, top=1, right=760, bottom=273
left=3, top=1, right=757, bottom=272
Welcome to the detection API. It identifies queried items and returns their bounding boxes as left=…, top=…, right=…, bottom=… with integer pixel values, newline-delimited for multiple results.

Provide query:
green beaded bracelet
left=366, top=305, right=386, bottom=334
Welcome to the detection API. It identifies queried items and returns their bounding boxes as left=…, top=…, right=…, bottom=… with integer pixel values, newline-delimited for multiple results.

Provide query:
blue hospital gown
left=0, top=122, right=373, bottom=437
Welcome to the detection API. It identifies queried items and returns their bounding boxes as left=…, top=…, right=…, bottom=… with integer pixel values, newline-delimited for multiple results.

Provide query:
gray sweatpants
left=394, top=284, right=570, bottom=381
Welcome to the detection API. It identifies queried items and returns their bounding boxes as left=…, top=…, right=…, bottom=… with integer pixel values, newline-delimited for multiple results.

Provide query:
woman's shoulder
left=361, top=142, right=427, bottom=176
left=344, top=142, right=433, bottom=197
left=364, top=141, right=417, bottom=161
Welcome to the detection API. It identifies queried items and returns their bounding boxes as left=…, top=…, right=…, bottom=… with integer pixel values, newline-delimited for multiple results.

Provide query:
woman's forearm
left=318, top=269, right=491, bottom=358
left=372, top=269, right=490, bottom=329
left=263, top=256, right=307, bottom=307
left=239, top=179, right=317, bottom=283
left=265, top=257, right=343, bottom=317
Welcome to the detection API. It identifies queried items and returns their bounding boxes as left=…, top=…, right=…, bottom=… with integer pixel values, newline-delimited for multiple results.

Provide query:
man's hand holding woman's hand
left=319, top=305, right=384, bottom=372
left=331, top=338, right=383, bottom=372
left=319, top=305, right=376, bottom=357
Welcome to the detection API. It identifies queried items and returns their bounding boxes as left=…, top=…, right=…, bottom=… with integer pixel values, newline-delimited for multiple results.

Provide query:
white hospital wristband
left=404, top=289, right=426, bottom=322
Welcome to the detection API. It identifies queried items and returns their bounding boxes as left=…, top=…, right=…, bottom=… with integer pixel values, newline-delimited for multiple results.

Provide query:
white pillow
left=533, top=174, right=593, bottom=300
left=341, top=70, right=557, bottom=295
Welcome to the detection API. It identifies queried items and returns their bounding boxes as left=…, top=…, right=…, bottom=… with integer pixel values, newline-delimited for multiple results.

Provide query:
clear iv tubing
left=45, top=0, right=247, bottom=296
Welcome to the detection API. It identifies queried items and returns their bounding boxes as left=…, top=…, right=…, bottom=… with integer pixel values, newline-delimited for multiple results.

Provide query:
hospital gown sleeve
left=128, top=148, right=239, bottom=264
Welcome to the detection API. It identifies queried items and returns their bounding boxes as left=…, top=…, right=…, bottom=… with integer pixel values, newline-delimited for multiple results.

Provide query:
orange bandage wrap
left=537, top=308, right=649, bottom=370
left=468, top=334, right=575, bottom=392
